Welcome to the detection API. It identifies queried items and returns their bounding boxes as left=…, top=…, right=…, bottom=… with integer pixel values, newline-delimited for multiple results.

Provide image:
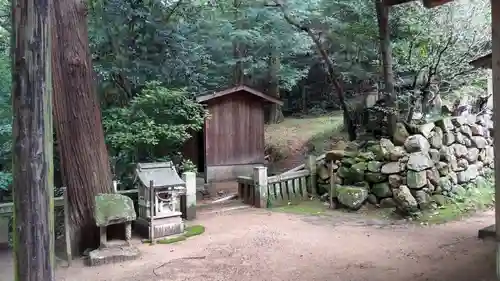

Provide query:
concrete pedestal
left=87, top=246, right=140, bottom=267
left=135, top=213, right=184, bottom=240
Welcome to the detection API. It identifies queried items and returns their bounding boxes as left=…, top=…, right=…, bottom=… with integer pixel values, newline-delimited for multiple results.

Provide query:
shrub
left=103, top=81, right=207, bottom=187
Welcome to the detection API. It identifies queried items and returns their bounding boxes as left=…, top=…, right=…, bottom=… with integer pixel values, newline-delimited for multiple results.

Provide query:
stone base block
left=135, top=215, right=184, bottom=240
left=87, top=246, right=140, bottom=267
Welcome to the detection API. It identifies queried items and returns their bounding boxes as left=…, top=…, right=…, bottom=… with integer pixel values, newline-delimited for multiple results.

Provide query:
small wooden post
left=149, top=180, right=155, bottom=245
left=182, top=172, right=197, bottom=220
left=253, top=166, right=268, bottom=208
left=62, top=187, right=71, bottom=265
left=306, top=155, right=317, bottom=197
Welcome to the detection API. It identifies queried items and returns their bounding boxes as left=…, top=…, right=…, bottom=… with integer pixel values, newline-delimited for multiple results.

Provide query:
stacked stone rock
left=316, top=113, right=494, bottom=213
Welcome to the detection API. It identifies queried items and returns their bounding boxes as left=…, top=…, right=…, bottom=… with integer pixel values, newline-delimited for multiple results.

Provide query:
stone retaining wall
left=316, top=113, right=494, bottom=213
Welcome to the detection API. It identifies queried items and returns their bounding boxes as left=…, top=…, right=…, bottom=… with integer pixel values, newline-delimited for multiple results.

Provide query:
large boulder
left=389, top=146, right=407, bottom=161
left=381, top=162, right=404, bottom=174
left=471, top=136, right=487, bottom=149
left=418, top=123, right=435, bottom=138
left=428, top=149, right=440, bottom=163
left=367, top=138, right=395, bottom=160
left=436, top=162, right=449, bottom=176
left=406, top=170, right=427, bottom=189
left=94, top=193, right=137, bottom=227
left=366, top=161, right=383, bottom=173
left=438, top=177, right=453, bottom=192
left=456, top=164, right=479, bottom=183
left=337, top=186, right=369, bottom=210
left=443, top=131, right=455, bottom=146
left=414, top=190, right=432, bottom=210
left=429, top=127, right=443, bottom=149
left=465, top=148, right=479, bottom=163
left=407, top=152, right=433, bottom=171
left=426, top=168, right=440, bottom=186
left=404, top=135, right=430, bottom=153
left=393, top=185, right=418, bottom=213
left=393, top=123, right=410, bottom=145
left=451, top=144, right=468, bottom=158
left=365, top=172, right=387, bottom=183
left=325, top=150, right=346, bottom=162
left=388, top=174, right=403, bottom=188
left=435, top=118, right=454, bottom=131
left=371, top=182, right=392, bottom=198
left=338, top=162, right=366, bottom=184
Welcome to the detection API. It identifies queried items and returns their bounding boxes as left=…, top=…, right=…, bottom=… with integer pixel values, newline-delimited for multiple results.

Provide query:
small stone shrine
left=88, top=193, right=140, bottom=266
left=135, top=162, right=186, bottom=241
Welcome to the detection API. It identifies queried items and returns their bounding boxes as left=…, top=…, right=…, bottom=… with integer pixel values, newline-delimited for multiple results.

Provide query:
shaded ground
left=1, top=207, right=496, bottom=281
left=265, top=113, right=346, bottom=173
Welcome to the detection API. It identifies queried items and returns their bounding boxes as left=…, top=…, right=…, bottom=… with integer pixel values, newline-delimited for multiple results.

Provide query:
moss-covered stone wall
left=316, top=113, right=494, bottom=213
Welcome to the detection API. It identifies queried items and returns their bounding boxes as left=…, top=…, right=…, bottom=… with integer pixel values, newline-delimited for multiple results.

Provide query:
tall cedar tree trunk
left=268, top=50, right=284, bottom=123
left=51, top=0, right=113, bottom=253
left=232, top=0, right=244, bottom=85
left=375, top=0, right=397, bottom=137
left=12, top=0, right=55, bottom=279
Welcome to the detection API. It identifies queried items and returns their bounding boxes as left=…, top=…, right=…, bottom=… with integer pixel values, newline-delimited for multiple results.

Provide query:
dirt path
left=1, top=208, right=498, bottom=281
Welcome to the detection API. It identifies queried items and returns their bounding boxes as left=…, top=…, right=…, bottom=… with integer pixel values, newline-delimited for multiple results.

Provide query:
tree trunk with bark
left=51, top=0, right=113, bottom=253
left=267, top=50, right=284, bottom=123
left=375, top=0, right=397, bottom=137
left=12, top=0, right=55, bottom=279
left=271, top=0, right=357, bottom=140
left=232, top=0, right=244, bottom=85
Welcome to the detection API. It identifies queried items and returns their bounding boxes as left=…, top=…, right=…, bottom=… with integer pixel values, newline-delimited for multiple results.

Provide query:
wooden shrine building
left=183, top=85, right=283, bottom=182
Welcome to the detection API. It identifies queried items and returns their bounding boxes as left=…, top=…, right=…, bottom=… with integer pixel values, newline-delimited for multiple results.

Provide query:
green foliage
left=0, top=171, right=12, bottom=191
left=184, top=224, right=206, bottom=237
left=103, top=81, right=206, bottom=185
left=181, top=159, right=197, bottom=173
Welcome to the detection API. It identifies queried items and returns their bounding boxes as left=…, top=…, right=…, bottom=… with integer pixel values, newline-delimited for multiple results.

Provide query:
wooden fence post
left=182, top=172, right=196, bottom=220
left=306, top=155, right=317, bottom=197
left=253, top=166, right=268, bottom=208
left=62, top=187, right=71, bottom=265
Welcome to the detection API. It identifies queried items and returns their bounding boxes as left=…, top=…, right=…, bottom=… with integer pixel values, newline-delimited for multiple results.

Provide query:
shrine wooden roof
left=196, top=85, right=283, bottom=105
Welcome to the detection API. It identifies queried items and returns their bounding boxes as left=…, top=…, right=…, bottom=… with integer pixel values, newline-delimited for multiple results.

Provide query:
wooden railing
left=237, top=176, right=255, bottom=205
left=267, top=169, right=310, bottom=207
left=236, top=155, right=318, bottom=208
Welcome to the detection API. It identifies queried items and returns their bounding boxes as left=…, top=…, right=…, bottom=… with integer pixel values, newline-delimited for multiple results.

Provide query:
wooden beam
left=492, top=0, right=500, bottom=279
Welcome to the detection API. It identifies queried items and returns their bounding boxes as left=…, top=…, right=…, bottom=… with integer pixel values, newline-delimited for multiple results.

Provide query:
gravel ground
left=1, top=208, right=498, bottom=281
